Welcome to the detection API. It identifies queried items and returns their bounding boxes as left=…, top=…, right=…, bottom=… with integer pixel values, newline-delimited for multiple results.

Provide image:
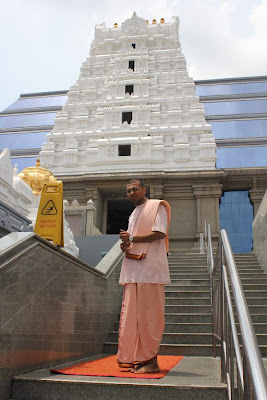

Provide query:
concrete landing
left=11, top=355, right=228, bottom=400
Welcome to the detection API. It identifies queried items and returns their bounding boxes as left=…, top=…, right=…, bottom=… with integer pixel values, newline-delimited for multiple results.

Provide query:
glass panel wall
left=0, top=113, right=57, bottom=129
left=0, top=131, right=50, bottom=150
left=196, top=81, right=267, bottom=96
left=5, top=96, right=67, bottom=111
left=210, top=119, right=267, bottom=139
left=217, top=146, right=267, bottom=168
left=220, top=190, right=253, bottom=253
left=203, top=99, right=267, bottom=116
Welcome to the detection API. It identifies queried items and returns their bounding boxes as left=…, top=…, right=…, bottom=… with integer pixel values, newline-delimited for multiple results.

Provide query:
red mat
left=50, top=354, right=183, bottom=379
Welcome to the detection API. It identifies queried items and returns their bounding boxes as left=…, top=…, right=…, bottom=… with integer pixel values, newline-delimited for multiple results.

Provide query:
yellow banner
left=35, top=181, right=64, bottom=247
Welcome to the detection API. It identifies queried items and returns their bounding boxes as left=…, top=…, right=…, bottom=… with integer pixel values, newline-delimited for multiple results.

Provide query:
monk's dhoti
left=117, top=283, right=165, bottom=363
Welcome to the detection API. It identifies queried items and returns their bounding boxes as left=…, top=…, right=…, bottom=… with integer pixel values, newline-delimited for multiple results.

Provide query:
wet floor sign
left=35, top=181, right=64, bottom=247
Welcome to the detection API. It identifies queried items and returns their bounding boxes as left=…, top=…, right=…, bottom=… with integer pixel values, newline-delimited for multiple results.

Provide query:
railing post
left=200, top=232, right=204, bottom=254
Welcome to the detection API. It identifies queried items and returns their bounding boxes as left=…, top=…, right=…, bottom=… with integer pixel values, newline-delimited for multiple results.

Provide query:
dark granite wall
left=0, top=236, right=123, bottom=400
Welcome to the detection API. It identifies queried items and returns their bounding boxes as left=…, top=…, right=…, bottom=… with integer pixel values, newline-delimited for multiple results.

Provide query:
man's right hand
left=120, top=241, right=131, bottom=253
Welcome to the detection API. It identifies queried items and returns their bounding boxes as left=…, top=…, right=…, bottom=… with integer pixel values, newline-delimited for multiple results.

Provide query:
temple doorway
left=106, top=200, right=135, bottom=234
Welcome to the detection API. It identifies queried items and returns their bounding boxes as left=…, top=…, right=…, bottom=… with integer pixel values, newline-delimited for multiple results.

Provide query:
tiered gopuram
left=40, top=13, right=216, bottom=174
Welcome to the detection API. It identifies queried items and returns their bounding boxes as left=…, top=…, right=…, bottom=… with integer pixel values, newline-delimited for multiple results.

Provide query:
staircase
left=105, top=253, right=213, bottom=356
left=9, top=252, right=267, bottom=400
left=105, top=252, right=267, bottom=358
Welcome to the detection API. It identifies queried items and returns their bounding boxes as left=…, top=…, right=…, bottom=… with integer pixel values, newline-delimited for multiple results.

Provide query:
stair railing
left=205, top=223, right=267, bottom=399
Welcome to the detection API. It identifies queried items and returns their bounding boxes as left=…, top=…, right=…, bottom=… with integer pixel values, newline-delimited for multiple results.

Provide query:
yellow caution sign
left=35, top=181, right=64, bottom=247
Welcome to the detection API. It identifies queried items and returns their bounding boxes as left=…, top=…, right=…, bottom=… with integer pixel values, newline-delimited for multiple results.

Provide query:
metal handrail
left=205, top=223, right=267, bottom=399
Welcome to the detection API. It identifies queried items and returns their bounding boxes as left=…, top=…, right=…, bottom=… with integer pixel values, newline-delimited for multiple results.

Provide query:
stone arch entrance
left=106, top=200, right=135, bottom=234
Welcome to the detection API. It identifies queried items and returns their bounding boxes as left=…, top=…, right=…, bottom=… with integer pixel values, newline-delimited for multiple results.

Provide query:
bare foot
left=133, top=356, right=160, bottom=374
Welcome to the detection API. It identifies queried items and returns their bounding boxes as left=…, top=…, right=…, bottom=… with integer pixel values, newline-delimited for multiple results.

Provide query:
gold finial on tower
left=152, top=19, right=157, bottom=24
left=114, top=22, right=118, bottom=28
left=145, top=20, right=149, bottom=25
left=160, top=18, right=165, bottom=23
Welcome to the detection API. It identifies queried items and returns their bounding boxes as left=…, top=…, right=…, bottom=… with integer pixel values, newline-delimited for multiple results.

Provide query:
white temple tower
left=40, top=13, right=216, bottom=174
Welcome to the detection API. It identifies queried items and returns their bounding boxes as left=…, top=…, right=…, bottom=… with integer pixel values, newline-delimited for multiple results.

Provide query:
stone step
left=104, top=342, right=215, bottom=357
left=168, top=265, right=261, bottom=272
left=114, top=322, right=213, bottom=333
left=250, top=315, right=267, bottom=323
left=170, top=278, right=210, bottom=284
left=164, top=298, right=267, bottom=306
left=168, top=255, right=207, bottom=259
left=243, top=288, right=267, bottom=298
left=243, top=290, right=267, bottom=298
left=237, top=284, right=267, bottom=290
left=168, top=273, right=266, bottom=280
left=165, top=305, right=212, bottom=313
left=165, top=290, right=210, bottom=297
left=10, top=356, right=228, bottom=400
left=170, top=273, right=210, bottom=279
left=110, top=330, right=267, bottom=346
left=168, top=257, right=258, bottom=262
left=238, top=273, right=265, bottom=277
left=168, top=262, right=208, bottom=267
left=239, top=278, right=267, bottom=284
left=234, top=305, right=267, bottom=314
left=246, top=298, right=267, bottom=305
left=169, top=267, right=209, bottom=272
left=165, top=285, right=209, bottom=291
left=109, top=331, right=213, bottom=344
left=165, top=297, right=211, bottom=305
left=164, top=313, right=212, bottom=323
left=251, top=323, right=267, bottom=333
left=164, top=323, right=212, bottom=333
left=164, top=312, right=267, bottom=324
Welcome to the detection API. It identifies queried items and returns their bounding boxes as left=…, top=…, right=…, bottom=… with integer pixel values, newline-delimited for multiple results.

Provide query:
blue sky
left=1, top=0, right=267, bottom=111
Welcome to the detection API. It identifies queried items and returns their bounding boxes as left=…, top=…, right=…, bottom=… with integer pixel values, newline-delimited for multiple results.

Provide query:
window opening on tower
left=118, top=144, right=131, bottom=156
left=132, top=43, right=136, bottom=49
left=125, top=85, right=134, bottom=95
left=122, top=112, right=132, bottom=124
left=129, top=60, right=135, bottom=71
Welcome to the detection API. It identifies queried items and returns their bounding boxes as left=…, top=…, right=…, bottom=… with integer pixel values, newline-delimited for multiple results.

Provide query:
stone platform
left=11, top=354, right=227, bottom=400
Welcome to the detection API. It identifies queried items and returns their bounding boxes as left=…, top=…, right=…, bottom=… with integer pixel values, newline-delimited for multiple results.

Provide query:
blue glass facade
left=216, top=147, right=267, bottom=168
left=5, top=96, right=67, bottom=111
left=220, top=191, right=253, bottom=253
left=0, top=131, right=49, bottom=150
left=0, top=113, right=57, bottom=129
left=210, top=119, right=267, bottom=139
left=203, top=99, right=267, bottom=116
left=196, top=81, right=267, bottom=96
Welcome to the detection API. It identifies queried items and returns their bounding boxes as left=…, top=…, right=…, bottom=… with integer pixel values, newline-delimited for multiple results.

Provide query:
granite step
left=169, top=273, right=210, bottom=279
left=169, top=267, right=209, bottom=274
left=104, top=342, right=215, bottom=356
left=246, top=298, right=267, bottom=305
left=169, top=278, right=210, bottom=284
left=10, top=356, right=228, bottom=400
left=165, top=290, right=210, bottom=297
left=114, top=322, right=213, bottom=333
left=239, top=278, right=267, bottom=284
left=165, top=305, right=212, bottom=313
left=165, top=297, right=211, bottom=305
left=234, top=305, right=267, bottom=314
left=164, top=313, right=212, bottom=323
left=242, top=290, right=267, bottom=298
left=165, top=284, right=210, bottom=291
left=109, top=331, right=213, bottom=345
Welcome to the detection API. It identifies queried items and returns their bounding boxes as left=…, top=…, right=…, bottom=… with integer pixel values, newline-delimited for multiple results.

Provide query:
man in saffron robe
left=118, top=179, right=171, bottom=374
